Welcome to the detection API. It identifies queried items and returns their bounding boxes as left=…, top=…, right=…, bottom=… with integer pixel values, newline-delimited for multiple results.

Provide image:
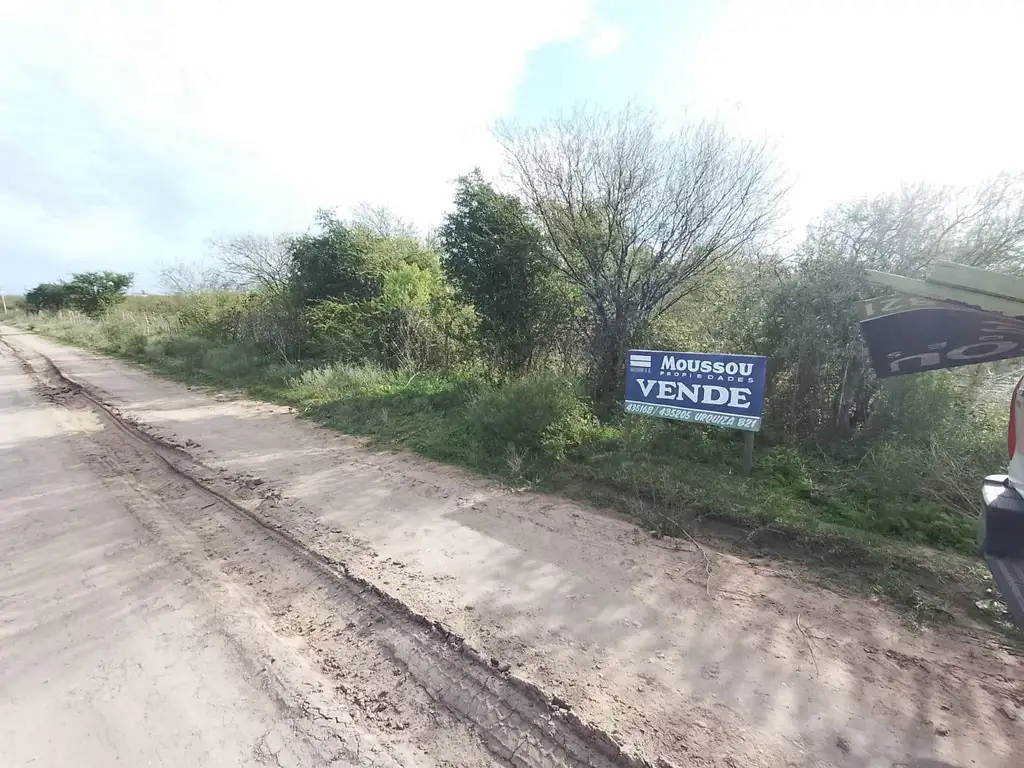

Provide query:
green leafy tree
left=64, top=271, right=133, bottom=316
left=439, top=171, right=566, bottom=377
left=288, top=209, right=438, bottom=305
left=24, top=282, right=73, bottom=312
left=291, top=209, right=458, bottom=367
left=288, top=210, right=381, bottom=306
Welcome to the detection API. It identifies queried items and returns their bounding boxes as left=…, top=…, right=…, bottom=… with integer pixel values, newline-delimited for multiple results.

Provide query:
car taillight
left=1011, top=374, right=1024, bottom=459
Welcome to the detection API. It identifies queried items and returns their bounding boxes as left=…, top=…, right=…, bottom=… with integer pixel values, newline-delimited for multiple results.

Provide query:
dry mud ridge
left=1, top=327, right=1021, bottom=768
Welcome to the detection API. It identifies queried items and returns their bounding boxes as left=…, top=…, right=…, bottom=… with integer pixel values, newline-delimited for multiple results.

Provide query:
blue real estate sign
left=624, top=349, right=768, bottom=432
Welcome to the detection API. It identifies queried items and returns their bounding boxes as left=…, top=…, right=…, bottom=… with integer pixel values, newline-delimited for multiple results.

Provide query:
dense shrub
left=465, top=374, right=599, bottom=461
left=24, top=283, right=72, bottom=312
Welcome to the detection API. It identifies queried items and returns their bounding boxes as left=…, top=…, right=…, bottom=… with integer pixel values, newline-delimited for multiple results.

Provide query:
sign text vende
left=624, top=350, right=768, bottom=432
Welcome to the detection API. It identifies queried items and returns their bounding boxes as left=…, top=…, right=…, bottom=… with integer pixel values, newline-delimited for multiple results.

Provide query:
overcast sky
left=2, top=0, right=1023, bottom=292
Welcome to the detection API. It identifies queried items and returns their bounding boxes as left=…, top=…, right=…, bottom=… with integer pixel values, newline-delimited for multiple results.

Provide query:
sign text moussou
left=624, top=350, right=768, bottom=432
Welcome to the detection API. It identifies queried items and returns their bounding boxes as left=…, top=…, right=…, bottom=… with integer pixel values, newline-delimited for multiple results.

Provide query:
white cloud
left=0, top=0, right=603, bottom=289
left=667, top=0, right=1024, bottom=237
left=585, top=21, right=625, bottom=57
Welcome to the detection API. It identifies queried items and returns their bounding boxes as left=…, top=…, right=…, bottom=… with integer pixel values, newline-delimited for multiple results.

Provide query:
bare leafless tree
left=809, top=173, right=1024, bottom=276
left=351, top=203, right=418, bottom=239
left=495, top=104, right=784, bottom=405
left=207, top=233, right=293, bottom=294
left=957, top=173, right=1024, bottom=271
left=157, top=259, right=231, bottom=294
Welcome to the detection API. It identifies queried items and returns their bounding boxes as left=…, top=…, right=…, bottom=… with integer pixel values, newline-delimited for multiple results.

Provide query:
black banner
left=858, top=295, right=1024, bottom=378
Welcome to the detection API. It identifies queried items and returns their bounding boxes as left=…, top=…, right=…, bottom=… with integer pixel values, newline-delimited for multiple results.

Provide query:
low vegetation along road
left=1, top=327, right=1021, bottom=768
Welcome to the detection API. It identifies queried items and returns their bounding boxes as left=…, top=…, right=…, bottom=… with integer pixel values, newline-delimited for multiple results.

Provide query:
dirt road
left=0, top=336, right=506, bottom=767
left=1, top=328, right=1021, bottom=767
left=0, top=344, right=370, bottom=765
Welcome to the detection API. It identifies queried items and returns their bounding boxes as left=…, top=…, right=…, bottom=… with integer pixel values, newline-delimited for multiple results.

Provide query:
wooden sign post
left=742, top=431, right=755, bottom=476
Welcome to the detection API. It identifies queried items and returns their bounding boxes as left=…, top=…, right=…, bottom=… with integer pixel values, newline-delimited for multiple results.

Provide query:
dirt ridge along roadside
left=2, top=335, right=649, bottom=768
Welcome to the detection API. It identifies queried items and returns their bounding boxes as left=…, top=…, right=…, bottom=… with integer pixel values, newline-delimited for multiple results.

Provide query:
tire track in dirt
left=10, top=328, right=1023, bottom=768
left=3, top=337, right=649, bottom=768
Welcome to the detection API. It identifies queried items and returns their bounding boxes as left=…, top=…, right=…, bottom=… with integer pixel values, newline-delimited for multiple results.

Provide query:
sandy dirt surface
left=2, top=328, right=1022, bottom=768
left=0, top=335, right=506, bottom=767
left=0, top=343, right=356, bottom=766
